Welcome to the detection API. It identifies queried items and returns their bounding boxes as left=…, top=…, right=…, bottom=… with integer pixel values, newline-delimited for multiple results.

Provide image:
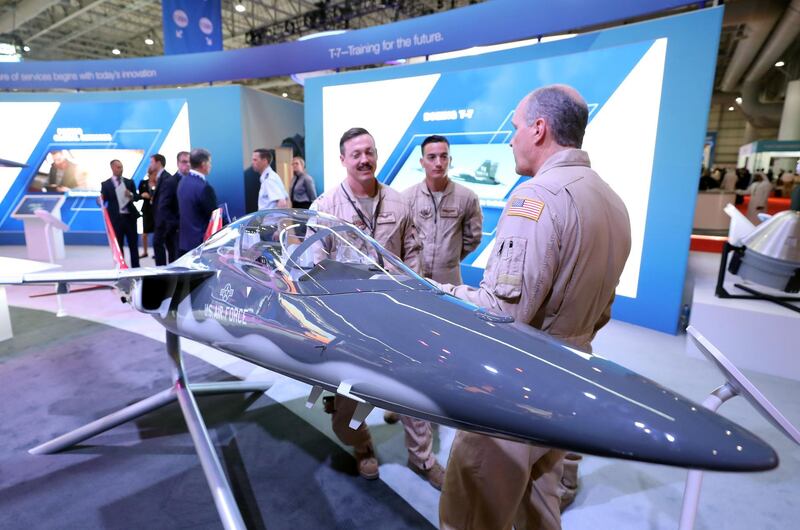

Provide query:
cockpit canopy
left=198, top=210, right=434, bottom=295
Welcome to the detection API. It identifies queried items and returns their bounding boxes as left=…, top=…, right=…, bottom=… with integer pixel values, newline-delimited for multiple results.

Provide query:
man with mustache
left=312, top=128, right=445, bottom=488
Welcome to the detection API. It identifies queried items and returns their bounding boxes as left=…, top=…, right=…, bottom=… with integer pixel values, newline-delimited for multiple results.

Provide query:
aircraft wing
left=0, top=158, right=28, bottom=168
left=0, top=260, right=213, bottom=292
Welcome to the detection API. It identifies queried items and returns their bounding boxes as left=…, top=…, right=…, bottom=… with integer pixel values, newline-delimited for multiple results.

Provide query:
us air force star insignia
left=220, top=283, right=234, bottom=302
left=508, top=196, right=545, bottom=221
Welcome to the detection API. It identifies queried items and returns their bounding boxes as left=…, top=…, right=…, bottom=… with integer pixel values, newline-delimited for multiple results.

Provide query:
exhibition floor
left=0, top=246, right=798, bottom=529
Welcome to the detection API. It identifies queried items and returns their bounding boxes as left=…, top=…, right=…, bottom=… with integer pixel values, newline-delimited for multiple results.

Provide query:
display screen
left=27, top=149, right=145, bottom=193
left=12, top=195, right=63, bottom=216
left=388, top=143, right=518, bottom=203
left=0, top=98, right=189, bottom=237
left=317, top=38, right=670, bottom=300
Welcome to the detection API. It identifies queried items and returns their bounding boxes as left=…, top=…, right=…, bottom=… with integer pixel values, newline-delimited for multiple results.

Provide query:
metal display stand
left=715, top=241, right=800, bottom=314
left=679, top=326, right=800, bottom=530
left=30, top=331, right=272, bottom=530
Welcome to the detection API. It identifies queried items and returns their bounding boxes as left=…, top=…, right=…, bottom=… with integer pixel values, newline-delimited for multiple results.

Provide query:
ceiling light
left=775, top=60, right=785, bottom=67
left=23, top=45, right=30, bottom=52
left=735, top=97, right=742, bottom=104
left=281, top=92, right=288, bottom=98
left=234, top=4, right=246, bottom=12
left=112, top=48, right=121, bottom=55
left=144, top=38, right=154, bottom=46
left=728, top=106, right=735, bottom=111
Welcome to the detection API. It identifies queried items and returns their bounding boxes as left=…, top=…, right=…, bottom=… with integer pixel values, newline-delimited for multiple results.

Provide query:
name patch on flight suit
left=376, top=212, right=396, bottom=224
left=440, top=207, right=459, bottom=218
left=507, top=196, right=545, bottom=221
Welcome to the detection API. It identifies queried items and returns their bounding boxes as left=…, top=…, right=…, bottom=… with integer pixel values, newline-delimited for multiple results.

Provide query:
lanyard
left=426, top=185, right=442, bottom=225
left=341, top=183, right=382, bottom=235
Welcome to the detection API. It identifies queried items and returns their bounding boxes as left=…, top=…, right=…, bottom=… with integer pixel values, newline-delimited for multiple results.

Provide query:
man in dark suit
left=149, top=153, right=181, bottom=265
left=100, top=159, right=140, bottom=268
left=177, top=148, right=218, bottom=255
left=244, top=162, right=261, bottom=214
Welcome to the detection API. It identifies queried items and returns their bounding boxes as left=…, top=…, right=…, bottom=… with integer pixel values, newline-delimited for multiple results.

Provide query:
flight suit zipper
left=426, top=188, right=440, bottom=278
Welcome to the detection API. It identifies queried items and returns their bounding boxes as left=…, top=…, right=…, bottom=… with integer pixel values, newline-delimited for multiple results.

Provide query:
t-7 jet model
left=0, top=210, right=778, bottom=530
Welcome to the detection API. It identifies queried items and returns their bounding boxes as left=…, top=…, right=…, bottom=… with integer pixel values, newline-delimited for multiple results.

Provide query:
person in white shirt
left=721, top=167, right=737, bottom=191
left=737, top=173, right=772, bottom=223
left=253, top=148, right=289, bottom=210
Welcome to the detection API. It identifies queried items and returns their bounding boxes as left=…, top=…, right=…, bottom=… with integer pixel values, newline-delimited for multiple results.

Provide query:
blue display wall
left=0, top=85, right=302, bottom=245
left=305, top=7, right=723, bottom=334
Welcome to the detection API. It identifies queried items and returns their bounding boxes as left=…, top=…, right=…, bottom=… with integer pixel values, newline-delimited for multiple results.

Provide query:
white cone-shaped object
left=740, top=210, right=800, bottom=263
left=724, top=203, right=756, bottom=246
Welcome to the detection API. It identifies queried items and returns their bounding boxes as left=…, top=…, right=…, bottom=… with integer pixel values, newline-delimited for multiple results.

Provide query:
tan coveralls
left=402, top=179, right=483, bottom=284
left=438, top=149, right=632, bottom=530
left=312, top=180, right=437, bottom=469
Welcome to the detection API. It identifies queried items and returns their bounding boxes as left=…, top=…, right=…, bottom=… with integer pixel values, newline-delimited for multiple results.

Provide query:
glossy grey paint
left=145, top=211, right=776, bottom=472
left=5, top=210, right=778, bottom=472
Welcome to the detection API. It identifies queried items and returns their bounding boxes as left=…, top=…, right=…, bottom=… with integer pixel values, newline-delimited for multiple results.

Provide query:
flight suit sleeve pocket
left=491, top=236, right=527, bottom=300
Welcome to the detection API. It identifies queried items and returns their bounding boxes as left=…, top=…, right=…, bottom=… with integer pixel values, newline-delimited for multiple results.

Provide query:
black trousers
left=114, top=214, right=140, bottom=268
left=153, top=223, right=179, bottom=266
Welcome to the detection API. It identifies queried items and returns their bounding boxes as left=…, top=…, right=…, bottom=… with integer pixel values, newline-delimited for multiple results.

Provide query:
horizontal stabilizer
left=0, top=261, right=213, bottom=291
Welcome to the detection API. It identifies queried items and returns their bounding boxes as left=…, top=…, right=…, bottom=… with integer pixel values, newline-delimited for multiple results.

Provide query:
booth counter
left=693, top=190, right=736, bottom=232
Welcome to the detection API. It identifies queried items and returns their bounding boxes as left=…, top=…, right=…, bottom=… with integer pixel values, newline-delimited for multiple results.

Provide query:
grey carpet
left=0, top=307, right=433, bottom=529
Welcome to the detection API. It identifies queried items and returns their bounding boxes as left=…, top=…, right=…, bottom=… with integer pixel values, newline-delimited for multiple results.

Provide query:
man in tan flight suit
left=312, top=127, right=445, bottom=488
left=402, top=134, right=483, bottom=285
left=437, top=85, right=632, bottom=529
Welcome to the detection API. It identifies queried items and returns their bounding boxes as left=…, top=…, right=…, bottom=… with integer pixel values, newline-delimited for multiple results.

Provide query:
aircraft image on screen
left=450, top=159, right=501, bottom=186
left=27, top=148, right=145, bottom=194
left=0, top=210, right=778, bottom=530
left=408, top=159, right=501, bottom=186
left=388, top=143, right=516, bottom=201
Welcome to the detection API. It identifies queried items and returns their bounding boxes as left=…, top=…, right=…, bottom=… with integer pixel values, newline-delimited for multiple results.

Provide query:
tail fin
left=100, top=203, right=128, bottom=270
left=204, top=207, right=224, bottom=242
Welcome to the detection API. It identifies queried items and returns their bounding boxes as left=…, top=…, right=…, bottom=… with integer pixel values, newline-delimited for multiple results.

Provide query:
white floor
left=1, top=245, right=798, bottom=529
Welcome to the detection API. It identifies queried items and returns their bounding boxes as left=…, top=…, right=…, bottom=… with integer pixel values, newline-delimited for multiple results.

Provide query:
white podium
left=692, top=190, right=737, bottom=231
left=11, top=195, right=67, bottom=262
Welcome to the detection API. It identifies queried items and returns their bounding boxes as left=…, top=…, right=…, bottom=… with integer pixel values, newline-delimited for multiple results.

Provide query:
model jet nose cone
left=434, top=351, right=779, bottom=472
left=315, top=291, right=778, bottom=471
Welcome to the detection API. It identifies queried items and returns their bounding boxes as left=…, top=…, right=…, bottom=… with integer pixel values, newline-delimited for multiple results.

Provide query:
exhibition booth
left=1, top=4, right=724, bottom=335
left=0, top=85, right=304, bottom=245
left=737, top=139, right=800, bottom=174
left=1, top=1, right=799, bottom=529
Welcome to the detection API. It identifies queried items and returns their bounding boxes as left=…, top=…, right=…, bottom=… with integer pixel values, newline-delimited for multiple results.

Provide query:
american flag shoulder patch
left=507, top=196, right=545, bottom=221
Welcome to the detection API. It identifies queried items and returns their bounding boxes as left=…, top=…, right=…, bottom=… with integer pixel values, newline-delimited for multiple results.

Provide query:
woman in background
left=138, top=170, right=157, bottom=259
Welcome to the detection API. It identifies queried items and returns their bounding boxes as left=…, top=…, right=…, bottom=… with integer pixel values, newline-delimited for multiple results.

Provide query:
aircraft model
left=450, top=159, right=501, bottom=185
left=0, top=209, right=778, bottom=530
